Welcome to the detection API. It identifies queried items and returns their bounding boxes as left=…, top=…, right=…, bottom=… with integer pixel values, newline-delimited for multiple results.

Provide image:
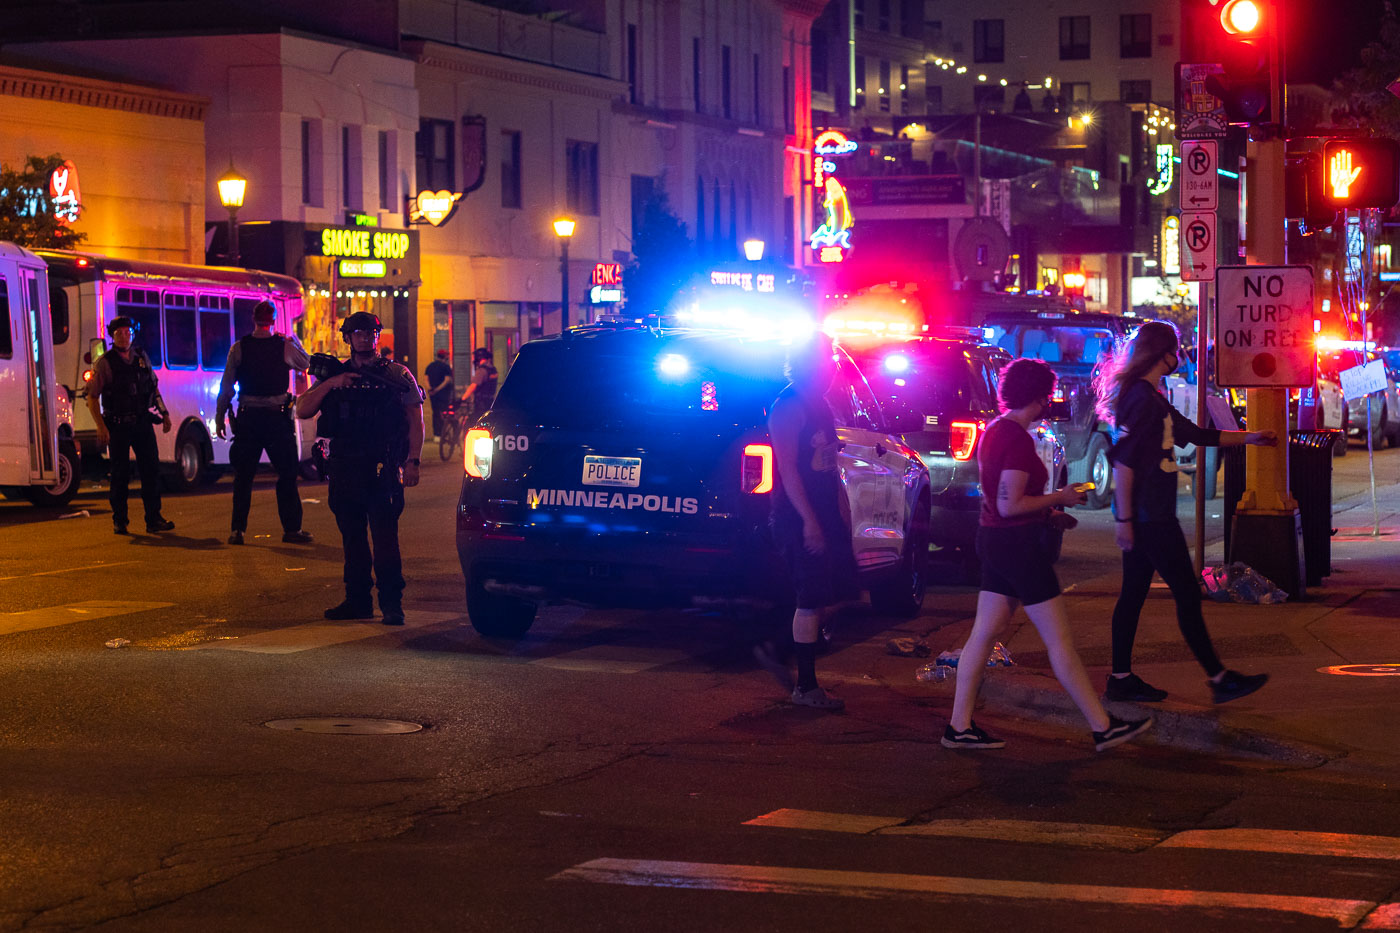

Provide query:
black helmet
left=107, top=315, right=135, bottom=335
left=472, top=347, right=493, bottom=363
left=339, top=311, right=383, bottom=341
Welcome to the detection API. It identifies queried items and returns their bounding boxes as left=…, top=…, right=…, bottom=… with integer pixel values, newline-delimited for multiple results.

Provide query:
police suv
left=455, top=322, right=932, bottom=637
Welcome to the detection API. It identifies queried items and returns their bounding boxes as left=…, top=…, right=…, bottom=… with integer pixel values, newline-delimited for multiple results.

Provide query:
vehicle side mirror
left=1045, top=399, right=1073, bottom=421
left=89, top=337, right=106, bottom=362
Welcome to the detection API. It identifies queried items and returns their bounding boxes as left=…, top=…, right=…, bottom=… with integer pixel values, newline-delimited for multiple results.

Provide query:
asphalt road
left=2, top=442, right=1398, bottom=931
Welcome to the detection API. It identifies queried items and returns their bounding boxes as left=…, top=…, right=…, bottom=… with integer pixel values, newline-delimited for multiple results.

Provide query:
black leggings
left=1110, top=520, right=1224, bottom=677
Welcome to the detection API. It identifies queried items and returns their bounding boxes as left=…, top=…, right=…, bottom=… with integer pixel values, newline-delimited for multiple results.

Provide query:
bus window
left=199, top=294, right=231, bottom=370
left=233, top=296, right=262, bottom=341
left=164, top=292, right=198, bottom=369
left=115, top=286, right=162, bottom=367
left=48, top=273, right=72, bottom=345
left=0, top=279, right=11, bottom=358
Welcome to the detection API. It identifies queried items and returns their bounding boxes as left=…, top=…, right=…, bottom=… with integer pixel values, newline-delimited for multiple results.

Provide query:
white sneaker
left=791, top=686, right=845, bottom=711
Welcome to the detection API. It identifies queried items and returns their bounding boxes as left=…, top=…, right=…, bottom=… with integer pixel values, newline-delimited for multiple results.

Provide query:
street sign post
left=1214, top=265, right=1315, bottom=387
left=1180, top=140, right=1218, bottom=210
left=1176, top=63, right=1229, bottom=139
left=1179, top=210, right=1218, bottom=281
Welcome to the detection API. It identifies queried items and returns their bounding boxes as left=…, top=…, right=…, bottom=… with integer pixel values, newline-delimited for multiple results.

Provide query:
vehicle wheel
left=1081, top=433, right=1114, bottom=510
left=439, top=419, right=459, bottom=462
left=466, top=574, right=536, bottom=638
left=26, top=438, right=80, bottom=507
left=869, top=506, right=928, bottom=618
left=1334, top=419, right=1349, bottom=457
left=165, top=427, right=209, bottom=492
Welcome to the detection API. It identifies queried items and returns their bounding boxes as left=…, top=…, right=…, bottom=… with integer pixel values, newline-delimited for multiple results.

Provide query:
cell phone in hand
left=1072, top=482, right=1096, bottom=493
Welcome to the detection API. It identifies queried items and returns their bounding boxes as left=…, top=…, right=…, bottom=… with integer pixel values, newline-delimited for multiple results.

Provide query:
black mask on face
left=1164, top=351, right=1179, bottom=375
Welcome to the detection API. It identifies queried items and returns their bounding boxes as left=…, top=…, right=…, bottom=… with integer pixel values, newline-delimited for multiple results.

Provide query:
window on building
left=1060, top=16, right=1091, bottom=60
left=854, top=0, right=865, bottom=29
left=855, top=55, right=866, bottom=109
left=501, top=130, right=522, bottom=209
left=811, top=26, right=829, bottom=94
left=784, top=65, right=794, bottom=131
left=342, top=125, right=362, bottom=211
left=1121, top=13, right=1151, bottom=58
left=878, top=59, right=891, bottom=112
left=924, top=69, right=943, bottom=113
left=900, top=64, right=911, bottom=113
left=301, top=119, right=322, bottom=207
left=198, top=294, right=231, bottom=371
left=753, top=53, right=761, bottom=124
left=416, top=118, right=455, bottom=192
left=974, top=19, right=1005, bottom=63
left=693, top=37, right=703, bottom=111
left=566, top=140, right=598, bottom=216
left=378, top=130, right=393, bottom=210
left=631, top=174, right=655, bottom=245
left=974, top=85, right=1005, bottom=112
left=628, top=23, right=639, bottom=104
left=1065, top=82, right=1091, bottom=106
left=722, top=45, right=733, bottom=118
left=1120, top=79, right=1151, bottom=103
left=163, top=292, right=197, bottom=369
left=696, top=176, right=706, bottom=251
left=877, top=0, right=890, bottom=32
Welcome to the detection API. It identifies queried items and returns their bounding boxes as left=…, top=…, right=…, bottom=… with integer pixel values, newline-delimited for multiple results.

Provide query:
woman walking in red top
left=944, top=359, right=1153, bottom=752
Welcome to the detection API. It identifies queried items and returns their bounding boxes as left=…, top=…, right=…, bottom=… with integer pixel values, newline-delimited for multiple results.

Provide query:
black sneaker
left=381, top=608, right=405, bottom=626
left=323, top=600, right=374, bottom=621
left=1211, top=670, right=1269, bottom=704
left=145, top=518, right=175, bottom=533
left=227, top=531, right=244, bottom=545
left=1105, top=672, right=1169, bottom=702
left=941, top=722, right=1006, bottom=749
left=113, top=523, right=129, bottom=536
left=1093, top=714, right=1154, bottom=752
left=282, top=530, right=314, bottom=544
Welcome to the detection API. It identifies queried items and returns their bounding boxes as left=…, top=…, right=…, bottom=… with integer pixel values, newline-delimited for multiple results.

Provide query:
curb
left=980, top=670, right=1337, bottom=766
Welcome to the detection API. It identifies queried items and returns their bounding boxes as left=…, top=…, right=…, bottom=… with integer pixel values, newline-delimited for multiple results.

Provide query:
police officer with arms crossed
left=86, top=315, right=175, bottom=535
left=296, top=312, right=425, bottom=626
left=215, top=300, right=314, bottom=546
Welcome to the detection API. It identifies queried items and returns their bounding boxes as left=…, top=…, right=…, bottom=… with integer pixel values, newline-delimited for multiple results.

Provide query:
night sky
left=1290, top=0, right=1391, bottom=85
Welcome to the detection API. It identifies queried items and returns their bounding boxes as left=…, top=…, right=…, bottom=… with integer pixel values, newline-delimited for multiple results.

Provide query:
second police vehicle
left=455, top=305, right=932, bottom=638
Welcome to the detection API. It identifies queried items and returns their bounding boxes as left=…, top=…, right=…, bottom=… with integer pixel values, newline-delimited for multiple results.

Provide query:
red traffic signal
left=1219, top=0, right=1261, bottom=34
left=1320, top=139, right=1400, bottom=210
left=1204, top=0, right=1272, bottom=124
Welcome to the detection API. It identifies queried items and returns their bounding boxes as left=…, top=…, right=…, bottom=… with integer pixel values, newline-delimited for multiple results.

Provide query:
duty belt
left=237, top=392, right=292, bottom=410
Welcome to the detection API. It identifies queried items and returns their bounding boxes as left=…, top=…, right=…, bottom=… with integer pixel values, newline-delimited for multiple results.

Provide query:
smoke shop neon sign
left=320, top=227, right=411, bottom=260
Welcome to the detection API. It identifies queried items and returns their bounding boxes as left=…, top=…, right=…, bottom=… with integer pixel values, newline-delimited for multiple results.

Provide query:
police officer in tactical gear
left=296, top=311, right=425, bottom=626
left=458, top=346, right=498, bottom=419
left=216, top=300, right=314, bottom=546
left=85, top=315, right=175, bottom=535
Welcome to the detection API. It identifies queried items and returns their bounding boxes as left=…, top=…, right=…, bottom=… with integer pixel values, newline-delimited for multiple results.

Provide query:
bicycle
left=438, top=404, right=462, bottom=461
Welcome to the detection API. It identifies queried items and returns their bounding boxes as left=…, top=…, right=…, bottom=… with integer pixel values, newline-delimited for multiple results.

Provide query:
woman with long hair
left=1093, top=320, right=1275, bottom=704
left=944, top=359, right=1152, bottom=752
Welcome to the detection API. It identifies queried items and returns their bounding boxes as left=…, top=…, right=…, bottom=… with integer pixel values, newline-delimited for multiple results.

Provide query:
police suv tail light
left=464, top=428, right=493, bottom=478
left=950, top=420, right=983, bottom=461
left=741, top=443, right=774, bottom=494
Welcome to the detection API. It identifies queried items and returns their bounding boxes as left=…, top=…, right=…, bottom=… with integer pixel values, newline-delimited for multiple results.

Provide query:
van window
left=115, top=286, right=162, bottom=367
left=234, top=297, right=263, bottom=340
left=199, top=294, right=231, bottom=370
left=48, top=274, right=72, bottom=345
left=0, top=279, right=11, bottom=358
left=164, top=292, right=198, bottom=368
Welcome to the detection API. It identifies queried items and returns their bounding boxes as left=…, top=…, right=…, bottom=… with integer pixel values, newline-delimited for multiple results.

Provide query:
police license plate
left=582, top=455, right=642, bottom=487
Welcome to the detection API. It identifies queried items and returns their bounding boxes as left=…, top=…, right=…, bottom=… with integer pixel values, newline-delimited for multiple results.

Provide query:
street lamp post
left=217, top=163, right=247, bottom=266
left=553, top=217, right=576, bottom=330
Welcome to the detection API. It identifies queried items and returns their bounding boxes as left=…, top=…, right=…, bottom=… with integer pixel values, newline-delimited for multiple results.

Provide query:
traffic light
left=1205, top=0, right=1272, bottom=125
left=1320, top=139, right=1400, bottom=210
left=1284, top=153, right=1337, bottom=231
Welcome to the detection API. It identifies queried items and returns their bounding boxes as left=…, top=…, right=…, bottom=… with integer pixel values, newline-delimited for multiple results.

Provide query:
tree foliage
left=1331, top=2, right=1400, bottom=136
left=0, top=154, right=87, bottom=250
left=624, top=183, right=694, bottom=314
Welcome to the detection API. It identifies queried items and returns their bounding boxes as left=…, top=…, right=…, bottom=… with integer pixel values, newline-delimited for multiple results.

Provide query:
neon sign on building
left=809, top=131, right=855, bottom=263
left=1147, top=144, right=1174, bottom=196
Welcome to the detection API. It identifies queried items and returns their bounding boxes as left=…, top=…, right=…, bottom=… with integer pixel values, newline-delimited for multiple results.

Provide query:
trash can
left=1221, top=431, right=1335, bottom=586
left=1290, top=429, right=1338, bottom=587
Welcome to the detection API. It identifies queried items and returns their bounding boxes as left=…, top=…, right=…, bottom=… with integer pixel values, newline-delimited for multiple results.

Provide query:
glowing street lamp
left=553, top=217, right=576, bottom=330
left=743, top=238, right=765, bottom=262
left=217, top=163, right=248, bottom=266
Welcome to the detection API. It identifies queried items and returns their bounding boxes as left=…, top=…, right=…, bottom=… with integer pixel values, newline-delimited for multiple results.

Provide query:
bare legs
left=949, top=591, right=1110, bottom=734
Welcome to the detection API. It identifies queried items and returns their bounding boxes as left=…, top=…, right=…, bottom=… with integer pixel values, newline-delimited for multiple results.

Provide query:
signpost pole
left=1195, top=280, right=1210, bottom=574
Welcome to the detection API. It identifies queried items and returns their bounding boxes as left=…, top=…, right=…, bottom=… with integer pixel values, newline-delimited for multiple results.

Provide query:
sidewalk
left=909, top=479, right=1400, bottom=770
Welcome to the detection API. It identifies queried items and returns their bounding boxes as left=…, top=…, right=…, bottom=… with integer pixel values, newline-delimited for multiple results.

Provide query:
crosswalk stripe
left=0, top=600, right=174, bottom=637
left=746, top=809, right=1163, bottom=850
left=527, top=650, right=689, bottom=674
left=0, top=560, right=139, bottom=582
left=1161, top=829, right=1400, bottom=862
left=552, top=858, right=1388, bottom=925
left=744, top=810, right=908, bottom=835
left=187, top=611, right=461, bottom=654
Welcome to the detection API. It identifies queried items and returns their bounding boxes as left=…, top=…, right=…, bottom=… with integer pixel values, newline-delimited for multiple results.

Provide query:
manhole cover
left=264, top=718, right=423, bottom=734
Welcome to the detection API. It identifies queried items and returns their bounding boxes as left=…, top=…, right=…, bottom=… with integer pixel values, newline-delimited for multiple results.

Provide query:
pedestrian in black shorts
left=944, top=359, right=1152, bottom=752
left=1094, top=320, right=1275, bottom=704
left=765, top=337, right=856, bottom=711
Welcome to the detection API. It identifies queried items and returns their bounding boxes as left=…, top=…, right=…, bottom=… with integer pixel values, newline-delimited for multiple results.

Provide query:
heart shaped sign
left=411, top=189, right=462, bottom=227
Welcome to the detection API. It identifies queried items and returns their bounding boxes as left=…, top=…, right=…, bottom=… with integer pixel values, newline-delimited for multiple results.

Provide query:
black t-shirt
left=425, top=359, right=453, bottom=403
left=1109, top=379, right=1222, bottom=522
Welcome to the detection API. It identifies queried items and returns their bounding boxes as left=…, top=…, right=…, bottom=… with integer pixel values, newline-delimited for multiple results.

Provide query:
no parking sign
left=1214, top=265, right=1316, bottom=388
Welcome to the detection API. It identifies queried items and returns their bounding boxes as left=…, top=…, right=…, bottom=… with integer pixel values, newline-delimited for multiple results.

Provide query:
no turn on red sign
left=1215, top=265, right=1317, bottom=388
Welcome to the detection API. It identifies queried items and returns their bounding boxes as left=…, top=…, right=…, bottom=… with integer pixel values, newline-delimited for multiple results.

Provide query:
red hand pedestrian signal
left=1320, top=139, right=1400, bottom=210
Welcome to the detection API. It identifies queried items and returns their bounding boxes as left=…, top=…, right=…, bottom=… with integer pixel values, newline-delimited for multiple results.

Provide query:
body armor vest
left=319, top=360, right=410, bottom=463
left=99, top=350, right=156, bottom=420
left=474, top=362, right=498, bottom=411
left=235, top=335, right=289, bottom=397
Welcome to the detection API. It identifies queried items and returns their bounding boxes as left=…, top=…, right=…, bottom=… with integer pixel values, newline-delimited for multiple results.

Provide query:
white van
left=37, top=250, right=306, bottom=490
left=0, top=242, right=80, bottom=507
